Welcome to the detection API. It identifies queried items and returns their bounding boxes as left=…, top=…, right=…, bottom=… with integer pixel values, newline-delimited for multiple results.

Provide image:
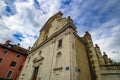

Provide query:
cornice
left=0, top=44, right=28, bottom=56
left=73, top=32, right=87, bottom=45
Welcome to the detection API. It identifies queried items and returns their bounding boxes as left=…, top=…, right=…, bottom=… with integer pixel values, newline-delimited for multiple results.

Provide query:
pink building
left=0, top=40, right=28, bottom=80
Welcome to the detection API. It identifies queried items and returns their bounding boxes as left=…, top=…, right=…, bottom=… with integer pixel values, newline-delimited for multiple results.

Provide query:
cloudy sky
left=0, top=0, right=120, bottom=61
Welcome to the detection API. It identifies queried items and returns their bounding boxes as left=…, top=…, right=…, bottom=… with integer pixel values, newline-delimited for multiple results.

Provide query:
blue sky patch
left=4, top=0, right=15, bottom=4
left=34, top=35, right=38, bottom=39
left=62, top=0, right=72, bottom=6
left=99, top=14, right=108, bottom=24
left=5, top=6, right=16, bottom=16
left=13, top=32, right=24, bottom=41
left=20, top=0, right=28, bottom=2
left=4, top=0, right=17, bottom=17
left=33, top=0, right=40, bottom=10
left=5, top=6, right=13, bottom=16
left=60, top=0, right=72, bottom=8
left=0, top=15, right=2, bottom=19
left=42, top=11, right=48, bottom=14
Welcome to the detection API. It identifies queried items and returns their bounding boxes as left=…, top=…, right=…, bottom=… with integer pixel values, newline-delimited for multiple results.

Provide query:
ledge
left=33, top=57, right=44, bottom=63
left=53, top=67, right=63, bottom=71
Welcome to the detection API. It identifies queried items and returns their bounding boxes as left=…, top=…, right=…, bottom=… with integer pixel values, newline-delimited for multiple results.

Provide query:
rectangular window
left=0, top=58, right=3, bottom=63
left=10, top=61, right=17, bottom=67
left=58, top=39, right=62, bottom=48
left=2, top=49, right=8, bottom=54
left=6, top=71, right=13, bottom=79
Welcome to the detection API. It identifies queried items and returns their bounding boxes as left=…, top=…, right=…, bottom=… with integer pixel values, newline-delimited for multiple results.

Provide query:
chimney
left=17, top=43, right=20, bottom=46
left=5, top=40, right=11, bottom=46
left=28, top=46, right=31, bottom=51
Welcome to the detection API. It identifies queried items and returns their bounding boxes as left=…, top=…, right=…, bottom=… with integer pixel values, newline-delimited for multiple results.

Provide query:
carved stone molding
left=53, top=67, right=63, bottom=71
left=51, top=38, right=56, bottom=43
left=65, top=31, right=71, bottom=36
left=33, top=57, right=44, bottom=63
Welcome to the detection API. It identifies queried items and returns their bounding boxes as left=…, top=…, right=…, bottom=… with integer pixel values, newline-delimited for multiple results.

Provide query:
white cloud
left=0, top=0, right=62, bottom=49
left=91, top=19, right=120, bottom=62
left=0, top=0, right=6, bottom=16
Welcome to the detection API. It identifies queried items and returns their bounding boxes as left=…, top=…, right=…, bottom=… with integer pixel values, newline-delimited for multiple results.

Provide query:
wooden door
left=32, top=66, right=39, bottom=80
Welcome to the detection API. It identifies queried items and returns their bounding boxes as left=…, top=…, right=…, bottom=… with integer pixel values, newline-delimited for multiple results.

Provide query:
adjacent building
left=0, top=40, right=28, bottom=80
left=19, top=11, right=120, bottom=80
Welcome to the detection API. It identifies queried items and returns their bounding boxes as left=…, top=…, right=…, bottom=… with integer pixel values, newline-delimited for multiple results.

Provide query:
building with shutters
left=19, top=11, right=120, bottom=80
left=0, top=40, right=28, bottom=80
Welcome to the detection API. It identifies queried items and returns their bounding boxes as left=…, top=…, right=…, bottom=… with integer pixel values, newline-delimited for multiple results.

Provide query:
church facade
left=19, top=11, right=120, bottom=80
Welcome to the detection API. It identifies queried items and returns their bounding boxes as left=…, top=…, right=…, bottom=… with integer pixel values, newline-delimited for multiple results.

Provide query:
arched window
left=56, top=52, right=62, bottom=67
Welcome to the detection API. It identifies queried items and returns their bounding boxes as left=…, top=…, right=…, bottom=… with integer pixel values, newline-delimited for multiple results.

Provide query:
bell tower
left=83, top=31, right=102, bottom=80
left=95, top=44, right=105, bottom=65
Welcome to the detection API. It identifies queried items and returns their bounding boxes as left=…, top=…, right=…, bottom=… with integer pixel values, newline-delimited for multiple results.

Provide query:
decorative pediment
left=33, top=56, right=44, bottom=63
left=40, top=11, right=63, bottom=32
